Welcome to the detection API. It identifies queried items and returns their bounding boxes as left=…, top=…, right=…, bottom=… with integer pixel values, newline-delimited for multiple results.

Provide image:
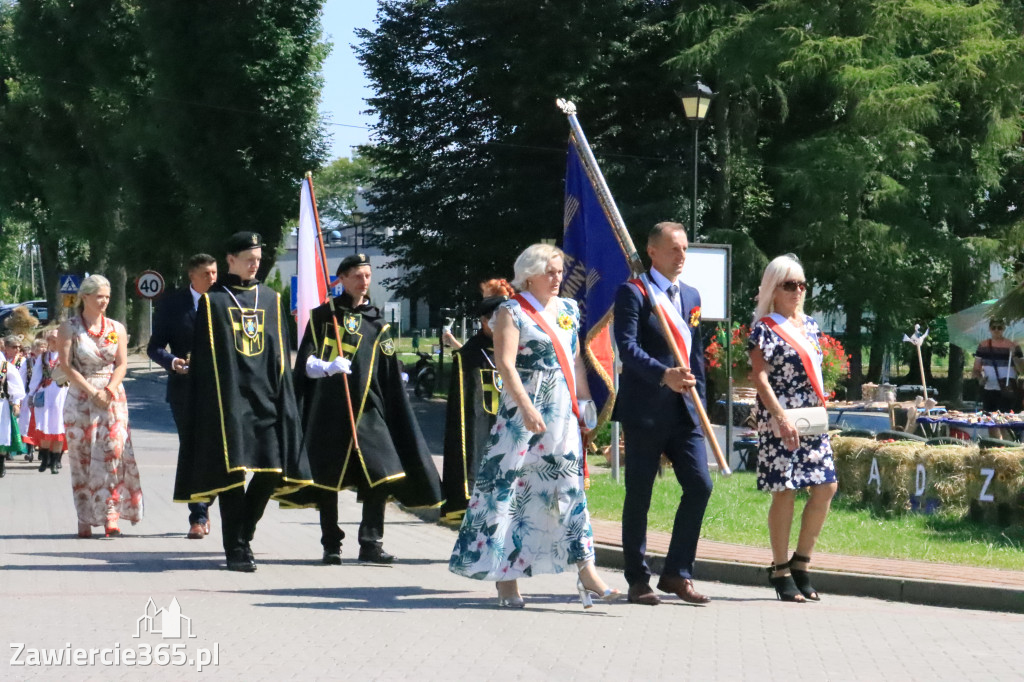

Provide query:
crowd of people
left=0, top=222, right=838, bottom=608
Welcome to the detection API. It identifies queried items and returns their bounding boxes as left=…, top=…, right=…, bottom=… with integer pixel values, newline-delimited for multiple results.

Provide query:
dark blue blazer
left=611, top=274, right=706, bottom=431
left=146, top=287, right=197, bottom=405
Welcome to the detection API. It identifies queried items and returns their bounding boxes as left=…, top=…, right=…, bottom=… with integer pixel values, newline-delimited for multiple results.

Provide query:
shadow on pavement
left=5, top=551, right=219, bottom=572
left=238, top=586, right=615, bottom=615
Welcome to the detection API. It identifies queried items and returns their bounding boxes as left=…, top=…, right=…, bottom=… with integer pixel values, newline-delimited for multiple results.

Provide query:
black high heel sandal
left=789, top=552, right=820, bottom=601
left=767, top=561, right=805, bottom=602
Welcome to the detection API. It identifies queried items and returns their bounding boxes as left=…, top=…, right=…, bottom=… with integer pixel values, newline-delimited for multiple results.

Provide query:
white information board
left=679, top=245, right=729, bottom=321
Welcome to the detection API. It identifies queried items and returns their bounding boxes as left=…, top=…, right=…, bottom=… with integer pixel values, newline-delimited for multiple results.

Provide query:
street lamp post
left=680, top=77, right=715, bottom=243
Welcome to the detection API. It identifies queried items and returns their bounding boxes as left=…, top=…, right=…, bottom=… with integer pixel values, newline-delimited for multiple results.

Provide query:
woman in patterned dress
left=57, top=275, right=143, bottom=538
left=449, top=244, right=620, bottom=608
left=748, top=255, right=837, bottom=603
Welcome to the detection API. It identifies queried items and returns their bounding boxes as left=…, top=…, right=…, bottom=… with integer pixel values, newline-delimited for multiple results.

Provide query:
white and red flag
left=295, top=176, right=328, bottom=345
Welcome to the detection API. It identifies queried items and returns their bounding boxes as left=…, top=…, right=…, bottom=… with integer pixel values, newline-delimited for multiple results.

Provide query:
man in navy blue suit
left=613, top=221, right=713, bottom=606
left=147, top=253, right=218, bottom=539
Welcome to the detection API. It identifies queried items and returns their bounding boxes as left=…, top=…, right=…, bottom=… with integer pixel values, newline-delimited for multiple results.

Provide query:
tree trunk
left=130, top=297, right=151, bottom=350
left=35, top=225, right=62, bottom=324
left=845, top=302, right=864, bottom=399
left=866, top=326, right=886, bottom=383
left=109, top=265, right=128, bottom=326
left=947, top=266, right=973, bottom=407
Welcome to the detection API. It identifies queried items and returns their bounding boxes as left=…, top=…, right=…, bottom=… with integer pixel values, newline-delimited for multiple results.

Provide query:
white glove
left=305, top=355, right=329, bottom=378
left=327, top=357, right=352, bottom=376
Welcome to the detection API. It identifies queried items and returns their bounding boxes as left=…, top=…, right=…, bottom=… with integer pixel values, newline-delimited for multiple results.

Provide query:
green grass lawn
left=586, top=469, right=1024, bottom=570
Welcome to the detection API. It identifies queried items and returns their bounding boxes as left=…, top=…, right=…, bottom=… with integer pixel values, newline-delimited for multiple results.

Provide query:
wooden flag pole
left=556, top=99, right=731, bottom=476
left=306, top=172, right=361, bottom=453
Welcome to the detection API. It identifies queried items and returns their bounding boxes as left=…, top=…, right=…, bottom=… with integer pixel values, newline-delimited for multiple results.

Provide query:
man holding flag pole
left=613, top=222, right=713, bottom=606
left=556, top=99, right=721, bottom=606
left=284, top=174, right=443, bottom=565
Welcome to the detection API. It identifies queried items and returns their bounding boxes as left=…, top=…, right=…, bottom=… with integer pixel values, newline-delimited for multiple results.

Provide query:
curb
left=405, top=506, right=1024, bottom=614
left=593, top=544, right=1024, bottom=614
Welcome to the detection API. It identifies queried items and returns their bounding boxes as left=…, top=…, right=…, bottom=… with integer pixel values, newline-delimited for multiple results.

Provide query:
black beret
left=475, top=295, right=508, bottom=317
left=225, top=231, right=263, bottom=254
left=336, top=253, right=371, bottom=277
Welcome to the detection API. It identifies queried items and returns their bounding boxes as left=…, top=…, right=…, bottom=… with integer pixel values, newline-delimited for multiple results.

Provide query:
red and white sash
left=512, top=293, right=580, bottom=421
left=761, top=313, right=827, bottom=406
left=628, top=274, right=692, bottom=369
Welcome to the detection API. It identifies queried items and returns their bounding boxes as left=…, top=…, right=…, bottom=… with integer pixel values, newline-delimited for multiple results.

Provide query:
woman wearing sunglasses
left=970, top=318, right=1024, bottom=420
left=747, top=255, right=837, bottom=603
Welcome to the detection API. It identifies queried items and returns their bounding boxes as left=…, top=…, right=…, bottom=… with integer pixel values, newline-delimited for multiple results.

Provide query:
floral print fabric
left=748, top=317, right=837, bottom=492
left=63, top=317, right=143, bottom=527
left=449, top=297, right=595, bottom=581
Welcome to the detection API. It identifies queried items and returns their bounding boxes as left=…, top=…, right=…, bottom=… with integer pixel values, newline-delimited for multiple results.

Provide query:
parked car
left=0, top=300, right=50, bottom=328
left=828, top=406, right=892, bottom=435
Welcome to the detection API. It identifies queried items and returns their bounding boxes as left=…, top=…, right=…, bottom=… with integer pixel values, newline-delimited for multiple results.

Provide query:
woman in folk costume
left=58, top=275, right=143, bottom=538
left=0, top=342, right=27, bottom=477
left=5, top=307, right=40, bottom=463
left=29, top=328, right=70, bottom=474
left=449, top=244, right=620, bottom=609
left=19, top=338, right=47, bottom=459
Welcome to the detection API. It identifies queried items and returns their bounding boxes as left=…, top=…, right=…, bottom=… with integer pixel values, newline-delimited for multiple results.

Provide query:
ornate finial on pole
left=555, top=98, right=576, bottom=115
left=902, top=325, right=935, bottom=408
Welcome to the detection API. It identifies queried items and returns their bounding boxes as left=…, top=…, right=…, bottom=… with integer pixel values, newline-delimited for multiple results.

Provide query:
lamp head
left=680, top=76, right=715, bottom=123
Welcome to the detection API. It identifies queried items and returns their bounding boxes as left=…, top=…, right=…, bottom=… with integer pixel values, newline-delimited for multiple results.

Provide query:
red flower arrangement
left=705, top=324, right=851, bottom=397
left=818, top=333, right=850, bottom=395
left=705, top=323, right=752, bottom=390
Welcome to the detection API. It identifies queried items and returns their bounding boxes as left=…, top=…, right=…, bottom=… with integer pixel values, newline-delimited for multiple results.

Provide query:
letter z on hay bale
left=966, top=448, right=1024, bottom=525
left=830, top=436, right=1024, bottom=524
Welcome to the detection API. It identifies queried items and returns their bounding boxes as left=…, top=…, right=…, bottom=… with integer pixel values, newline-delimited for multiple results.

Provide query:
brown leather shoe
left=657, top=575, right=711, bottom=605
left=203, top=521, right=211, bottom=535
left=187, top=523, right=206, bottom=539
left=627, top=583, right=661, bottom=606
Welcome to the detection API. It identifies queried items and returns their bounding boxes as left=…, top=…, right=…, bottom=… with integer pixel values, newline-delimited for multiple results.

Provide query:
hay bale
left=965, top=447, right=1024, bottom=525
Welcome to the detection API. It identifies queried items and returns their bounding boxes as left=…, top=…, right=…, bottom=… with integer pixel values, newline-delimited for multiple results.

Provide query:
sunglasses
left=991, top=325, right=1006, bottom=331
left=779, top=280, right=808, bottom=292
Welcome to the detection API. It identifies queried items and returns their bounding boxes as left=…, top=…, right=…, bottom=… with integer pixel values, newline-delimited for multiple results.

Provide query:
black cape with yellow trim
left=172, top=274, right=312, bottom=503
left=440, top=330, right=499, bottom=520
left=277, top=293, right=442, bottom=509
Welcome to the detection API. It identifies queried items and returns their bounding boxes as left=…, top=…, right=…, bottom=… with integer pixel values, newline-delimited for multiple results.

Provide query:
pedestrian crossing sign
left=59, top=274, right=82, bottom=294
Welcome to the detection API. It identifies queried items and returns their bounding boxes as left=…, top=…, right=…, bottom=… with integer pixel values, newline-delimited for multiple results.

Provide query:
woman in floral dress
left=58, top=275, right=143, bottom=538
left=449, top=244, right=620, bottom=608
left=748, top=255, right=837, bottom=603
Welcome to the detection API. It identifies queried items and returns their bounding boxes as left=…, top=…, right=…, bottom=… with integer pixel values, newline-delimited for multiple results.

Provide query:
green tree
left=670, top=0, right=1024, bottom=399
left=357, top=0, right=694, bottom=311
left=0, top=0, right=330, bottom=321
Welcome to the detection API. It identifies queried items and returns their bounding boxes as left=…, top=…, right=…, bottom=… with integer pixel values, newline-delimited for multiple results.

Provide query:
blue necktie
left=667, top=284, right=680, bottom=315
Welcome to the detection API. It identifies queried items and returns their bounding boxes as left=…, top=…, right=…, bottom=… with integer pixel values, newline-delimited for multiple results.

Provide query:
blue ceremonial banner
left=560, top=141, right=632, bottom=425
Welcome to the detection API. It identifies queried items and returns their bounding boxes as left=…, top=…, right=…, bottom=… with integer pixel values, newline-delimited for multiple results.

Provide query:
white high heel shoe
left=496, top=585, right=525, bottom=608
left=576, top=577, right=623, bottom=609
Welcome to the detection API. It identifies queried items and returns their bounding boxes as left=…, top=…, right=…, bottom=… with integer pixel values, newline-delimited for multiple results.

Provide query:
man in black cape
left=173, top=232, right=312, bottom=572
left=282, top=253, right=442, bottom=565
left=439, top=295, right=507, bottom=521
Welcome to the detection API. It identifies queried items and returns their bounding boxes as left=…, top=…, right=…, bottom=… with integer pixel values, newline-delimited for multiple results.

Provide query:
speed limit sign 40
left=136, top=270, right=165, bottom=299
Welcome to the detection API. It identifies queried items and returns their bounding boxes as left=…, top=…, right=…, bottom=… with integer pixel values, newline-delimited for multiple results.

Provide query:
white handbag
left=770, top=406, right=829, bottom=438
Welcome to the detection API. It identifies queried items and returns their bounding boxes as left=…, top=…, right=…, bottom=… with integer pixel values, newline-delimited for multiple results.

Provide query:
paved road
left=1, top=367, right=1022, bottom=681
